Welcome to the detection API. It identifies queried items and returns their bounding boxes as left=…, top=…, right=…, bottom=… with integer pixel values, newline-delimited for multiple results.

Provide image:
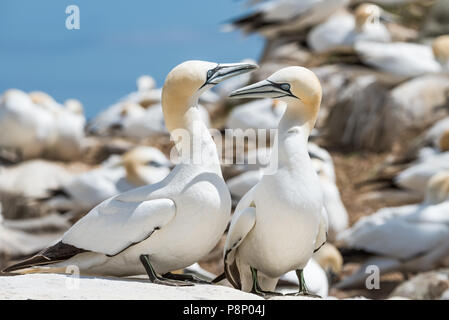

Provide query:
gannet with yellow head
left=432, top=35, right=449, bottom=72
left=308, top=3, right=391, bottom=53
left=4, top=60, right=257, bottom=286
left=223, top=66, right=327, bottom=296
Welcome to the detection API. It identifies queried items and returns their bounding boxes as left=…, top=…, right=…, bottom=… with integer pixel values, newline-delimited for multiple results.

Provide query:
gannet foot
left=162, top=272, right=211, bottom=284
left=139, top=254, right=194, bottom=287
left=287, top=269, right=321, bottom=298
left=250, top=267, right=284, bottom=298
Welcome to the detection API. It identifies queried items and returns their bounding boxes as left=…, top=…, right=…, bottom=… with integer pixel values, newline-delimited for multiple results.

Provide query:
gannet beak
left=202, top=62, right=258, bottom=88
left=229, top=79, right=297, bottom=99
left=379, top=11, right=399, bottom=23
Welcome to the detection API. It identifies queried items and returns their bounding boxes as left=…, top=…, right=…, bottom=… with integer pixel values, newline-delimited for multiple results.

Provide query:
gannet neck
left=278, top=98, right=319, bottom=139
left=163, top=90, right=220, bottom=172
left=124, top=162, right=146, bottom=186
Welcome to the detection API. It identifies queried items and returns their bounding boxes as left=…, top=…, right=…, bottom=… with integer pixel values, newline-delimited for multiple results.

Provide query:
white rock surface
left=0, top=274, right=263, bottom=300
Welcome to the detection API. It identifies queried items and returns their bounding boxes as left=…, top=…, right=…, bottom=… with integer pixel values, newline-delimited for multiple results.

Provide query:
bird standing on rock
left=3, top=60, right=258, bottom=286
left=222, top=66, right=327, bottom=296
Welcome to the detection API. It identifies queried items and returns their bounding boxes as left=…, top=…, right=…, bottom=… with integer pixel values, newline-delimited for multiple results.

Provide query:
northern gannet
left=307, top=3, right=391, bottom=53
left=432, top=35, right=449, bottom=72
left=0, top=89, right=55, bottom=159
left=226, top=144, right=346, bottom=241
left=226, top=0, right=350, bottom=38
left=354, top=39, right=443, bottom=78
left=0, top=160, right=75, bottom=199
left=425, top=117, right=449, bottom=152
left=3, top=61, right=257, bottom=286
left=47, top=99, right=86, bottom=161
left=88, top=75, right=214, bottom=137
left=337, top=171, right=449, bottom=289
left=395, top=151, right=449, bottom=197
left=223, top=66, right=327, bottom=296
left=44, top=146, right=171, bottom=213
left=26, top=91, right=86, bottom=161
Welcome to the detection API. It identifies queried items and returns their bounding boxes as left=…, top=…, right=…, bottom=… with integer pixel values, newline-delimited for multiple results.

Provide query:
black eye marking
left=146, top=160, right=163, bottom=167
left=267, top=80, right=298, bottom=99
left=206, top=64, right=220, bottom=80
left=207, top=70, right=214, bottom=79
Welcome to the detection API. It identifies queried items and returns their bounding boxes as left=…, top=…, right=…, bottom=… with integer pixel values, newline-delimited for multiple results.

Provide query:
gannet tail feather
left=2, top=241, right=87, bottom=273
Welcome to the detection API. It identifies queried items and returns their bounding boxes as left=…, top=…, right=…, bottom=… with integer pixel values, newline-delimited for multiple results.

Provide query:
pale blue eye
left=281, top=83, right=290, bottom=91
left=207, top=70, right=214, bottom=78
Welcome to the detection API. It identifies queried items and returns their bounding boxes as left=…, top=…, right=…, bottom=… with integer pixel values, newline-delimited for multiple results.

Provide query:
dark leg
left=250, top=267, right=283, bottom=297
left=162, top=272, right=211, bottom=284
left=286, top=269, right=321, bottom=298
left=139, top=255, right=193, bottom=287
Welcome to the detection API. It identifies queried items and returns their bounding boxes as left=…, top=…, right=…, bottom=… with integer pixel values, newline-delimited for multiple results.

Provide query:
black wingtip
left=211, top=272, right=226, bottom=284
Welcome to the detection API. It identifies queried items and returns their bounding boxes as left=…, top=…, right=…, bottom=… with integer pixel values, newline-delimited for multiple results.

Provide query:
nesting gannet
left=223, top=66, right=327, bottom=296
left=88, top=75, right=215, bottom=137
left=0, top=160, right=75, bottom=199
left=27, top=91, right=86, bottom=161
left=3, top=60, right=257, bottom=286
left=121, top=103, right=210, bottom=140
left=307, top=3, right=391, bottom=53
left=395, top=151, right=449, bottom=197
left=47, top=99, right=86, bottom=161
left=278, top=243, right=343, bottom=297
left=44, top=147, right=171, bottom=213
left=226, top=0, right=350, bottom=38
left=354, top=40, right=442, bottom=78
left=432, top=35, right=449, bottom=72
left=226, top=99, right=286, bottom=131
left=337, top=171, right=449, bottom=289
left=0, top=89, right=55, bottom=159
left=425, top=117, right=449, bottom=152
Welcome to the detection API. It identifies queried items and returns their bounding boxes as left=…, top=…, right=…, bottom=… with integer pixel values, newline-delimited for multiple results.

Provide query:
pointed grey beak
left=379, top=11, right=399, bottom=23
left=203, top=62, right=258, bottom=88
left=229, top=79, right=297, bottom=99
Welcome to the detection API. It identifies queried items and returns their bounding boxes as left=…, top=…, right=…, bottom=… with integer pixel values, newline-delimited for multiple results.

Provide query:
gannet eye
left=280, top=83, right=290, bottom=91
left=146, top=160, right=163, bottom=168
left=207, top=70, right=214, bottom=79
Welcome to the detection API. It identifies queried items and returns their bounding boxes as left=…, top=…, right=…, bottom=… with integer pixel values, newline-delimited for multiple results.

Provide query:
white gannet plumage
left=223, top=66, right=327, bottom=295
left=279, top=243, right=343, bottom=297
left=88, top=75, right=214, bottom=137
left=354, top=40, right=442, bottom=78
left=0, top=160, right=75, bottom=199
left=226, top=0, right=350, bottom=38
left=226, top=98, right=286, bottom=131
left=337, top=171, right=449, bottom=289
left=44, top=146, right=171, bottom=213
left=0, top=89, right=55, bottom=159
left=307, top=4, right=391, bottom=53
left=227, top=144, right=346, bottom=241
left=3, top=61, right=257, bottom=280
left=424, top=117, right=449, bottom=152
left=395, top=151, right=449, bottom=197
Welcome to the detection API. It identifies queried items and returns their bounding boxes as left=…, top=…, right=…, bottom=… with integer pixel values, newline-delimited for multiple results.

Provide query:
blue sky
left=0, top=1, right=263, bottom=118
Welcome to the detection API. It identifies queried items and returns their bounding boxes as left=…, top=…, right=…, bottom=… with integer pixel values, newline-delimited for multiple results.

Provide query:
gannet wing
left=315, top=206, right=329, bottom=252
left=62, top=196, right=176, bottom=256
left=338, top=212, right=449, bottom=260
left=224, top=206, right=256, bottom=289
